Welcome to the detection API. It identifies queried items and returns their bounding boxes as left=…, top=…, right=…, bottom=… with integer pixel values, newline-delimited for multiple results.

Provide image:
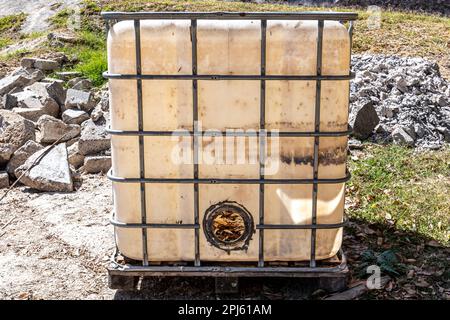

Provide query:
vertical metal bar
left=191, top=19, right=200, bottom=267
left=258, top=19, right=267, bottom=268
left=134, top=19, right=148, bottom=266
left=105, top=20, right=110, bottom=38
left=341, top=20, right=354, bottom=249
left=310, top=20, right=324, bottom=268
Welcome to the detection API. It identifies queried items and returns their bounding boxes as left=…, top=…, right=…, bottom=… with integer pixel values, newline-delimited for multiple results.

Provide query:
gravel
left=350, top=54, right=450, bottom=150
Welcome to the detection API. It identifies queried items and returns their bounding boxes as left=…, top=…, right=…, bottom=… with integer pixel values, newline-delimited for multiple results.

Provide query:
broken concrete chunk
left=14, top=96, right=59, bottom=122
left=0, top=110, right=36, bottom=164
left=2, top=93, right=18, bottom=109
left=67, top=77, right=86, bottom=88
left=392, top=127, right=415, bottom=147
left=48, top=33, right=78, bottom=44
left=56, top=71, right=83, bottom=81
left=21, top=58, right=35, bottom=69
left=37, top=115, right=81, bottom=144
left=72, top=79, right=93, bottom=91
left=6, top=140, right=44, bottom=178
left=64, top=88, right=96, bottom=112
left=33, top=59, right=60, bottom=71
left=0, top=171, right=9, bottom=189
left=62, top=109, right=90, bottom=125
left=67, top=142, right=85, bottom=169
left=78, top=119, right=110, bottom=155
left=0, top=75, right=30, bottom=96
left=15, top=143, right=73, bottom=192
left=83, top=155, right=111, bottom=174
left=10, top=67, right=45, bottom=83
left=25, top=81, right=66, bottom=107
left=349, top=101, right=380, bottom=140
left=21, top=58, right=60, bottom=71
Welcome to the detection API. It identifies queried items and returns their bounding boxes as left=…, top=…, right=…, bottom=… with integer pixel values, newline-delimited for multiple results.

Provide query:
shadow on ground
left=111, top=218, right=448, bottom=300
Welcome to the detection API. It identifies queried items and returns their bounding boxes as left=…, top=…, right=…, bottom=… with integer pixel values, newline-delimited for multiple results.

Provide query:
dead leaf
left=18, top=292, right=29, bottom=300
left=426, top=240, right=442, bottom=248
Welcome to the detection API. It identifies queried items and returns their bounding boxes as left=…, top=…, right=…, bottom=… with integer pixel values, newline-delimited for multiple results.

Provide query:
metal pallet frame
left=102, top=11, right=357, bottom=282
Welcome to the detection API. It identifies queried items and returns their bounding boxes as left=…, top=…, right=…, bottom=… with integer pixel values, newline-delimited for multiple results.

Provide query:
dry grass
left=96, top=0, right=450, bottom=77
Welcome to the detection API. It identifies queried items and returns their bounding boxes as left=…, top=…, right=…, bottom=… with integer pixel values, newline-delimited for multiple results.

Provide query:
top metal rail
left=101, top=11, right=358, bottom=21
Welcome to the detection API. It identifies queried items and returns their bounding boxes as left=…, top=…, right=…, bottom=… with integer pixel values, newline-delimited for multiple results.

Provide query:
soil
left=0, top=0, right=80, bottom=34
left=0, top=174, right=448, bottom=300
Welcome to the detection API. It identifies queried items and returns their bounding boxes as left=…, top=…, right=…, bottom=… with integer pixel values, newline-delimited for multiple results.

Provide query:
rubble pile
left=0, top=54, right=110, bottom=192
left=350, top=54, right=450, bottom=149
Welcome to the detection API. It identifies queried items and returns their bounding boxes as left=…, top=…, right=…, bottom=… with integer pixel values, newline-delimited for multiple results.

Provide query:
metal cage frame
left=102, top=11, right=357, bottom=279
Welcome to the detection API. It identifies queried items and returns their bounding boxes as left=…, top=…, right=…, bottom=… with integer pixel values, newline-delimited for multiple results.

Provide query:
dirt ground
left=0, top=174, right=340, bottom=300
left=0, top=174, right=448, bottom=300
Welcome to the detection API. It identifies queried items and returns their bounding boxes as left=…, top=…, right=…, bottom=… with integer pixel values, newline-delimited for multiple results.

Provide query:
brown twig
left=0, top=132, right=70, bottom=204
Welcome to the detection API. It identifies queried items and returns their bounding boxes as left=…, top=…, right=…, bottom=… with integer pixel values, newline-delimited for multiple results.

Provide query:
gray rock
left=437, top=95, right=448, bottom=108
left=349, top=100, right=380, bottom=140
left=72, top=79, right=93, bottom=91
left=21, top=58, right=60, bottom=71
left=56, top=71, right=83, bottom=81
left=33, top=59, right=60, bottom=71
left=13, top=95, right=59, bottom=122
left=21, top=58, right=35, bottom=69
left=0, top=67, right=48, bottom=97
left=83, top=155, right=111, bottom=174
left=67, top=142, right=85, bottom=169
left=436, top=126, right=450, bottom=142
left=67, top=77, right=86, bottom=87
left=64, top=89, right=96, bottom=112
left=0, top=75, right=31, bottom=96
left=2, top=93, right=18, bottom=109
left=0, top=171, right=9, bottom=189
left=78, top=119, right=110, bottom=156
left=37, top=115, right=81, bottom=144
left=41, top=77, right=64, bottom=85
left=392, top=127, right=415, bottom=147
left=15, top=143, right=73, bottom=192
left=62, top=109, right=90, bottom=125
left=6, top=140, right=44, bottom=177
left=396, top=78, right=407, bottom=94
left=90, top=95, right=109, bottom=123
left=0, top=110, right=35, bottom=164
left=25, top=81, right=66, bottom=107
left=351, top=54, right=450, bottom=149
left=48, top=33, right=78, bottom=44
left=10, top=67, right=45, bottom=83
left=414, top=124, right=426, bottom=138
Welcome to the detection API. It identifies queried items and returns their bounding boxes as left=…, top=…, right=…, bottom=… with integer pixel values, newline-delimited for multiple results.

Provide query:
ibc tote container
left=103, top=12, right=357, bottom=279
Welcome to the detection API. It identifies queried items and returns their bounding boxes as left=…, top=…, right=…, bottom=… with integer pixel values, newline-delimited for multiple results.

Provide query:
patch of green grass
left=348, top=145, right=450, bottom=245
left=0, top=48, right=29, bottom=62
left=0, top=13, right=27, bottom=49
left=95, top=0, right=450, bottom=77
left=0, top=13, right=26, bottom=34
left=0, top=38, right=12, bottom=49
left=20, top=31, right=46, bottom=40
left=72, top=47, right=107, bottom=86
left=10, top=0, right=450, bottom=84
left=48, top=8, right=73, bottom=29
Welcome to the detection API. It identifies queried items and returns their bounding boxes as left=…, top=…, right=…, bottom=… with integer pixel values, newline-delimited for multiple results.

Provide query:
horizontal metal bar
left=101, top=11, right=358, bottom=21
left=111, top=219, right=345, bottom=230
left=256, top=220, right=346, bottom=230
left=108, top=248, right=347, bottom=276
left=109, top=265, right=347, bottom=276
left=111, top=217, right=200, bottom=229
left=107, top=128, right=352, bottom=137
left=107, top=169, right=351, bottom=184
left=103, top=71, right=355, bottom=81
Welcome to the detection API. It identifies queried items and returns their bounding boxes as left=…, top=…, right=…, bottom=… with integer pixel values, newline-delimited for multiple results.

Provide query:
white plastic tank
left=107, top=18, right=350, bottom=262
